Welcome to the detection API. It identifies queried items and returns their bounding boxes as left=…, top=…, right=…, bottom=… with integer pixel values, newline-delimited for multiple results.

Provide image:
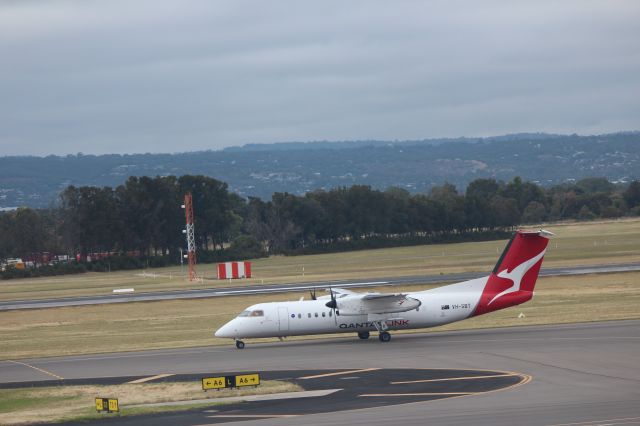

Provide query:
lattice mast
left=183, top=192, right=197, bottom=281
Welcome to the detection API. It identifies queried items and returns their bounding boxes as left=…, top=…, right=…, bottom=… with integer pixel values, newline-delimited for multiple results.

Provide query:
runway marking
left=363, top=372, right=532, bottom=403
left=206, top=414, right=299, bottom=418
left=213, top=282, right=389, bottom=296
left=391, top=373, right=516, bottom=384
left=482, top=351, right=640, bottom=383
left=360, top=392, right=475, bottom=397
left=298, top=368, right=380, bottom=380
left=546, top=417, right=640, bottom=426
left=6, top=360, right=64, bottom=380
left=127, top=373, right=175, bottom=384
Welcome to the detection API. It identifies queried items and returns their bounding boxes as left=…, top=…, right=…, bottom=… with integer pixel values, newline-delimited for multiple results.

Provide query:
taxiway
left=1, top=320, right=638, bottom=425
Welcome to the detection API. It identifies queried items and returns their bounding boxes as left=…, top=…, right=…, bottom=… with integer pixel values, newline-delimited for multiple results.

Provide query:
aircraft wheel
left=378, top=332, right=391, bottom=342
left=358, top=331, right=370, bottom=340
left=235, top=340, right=245, bottom=349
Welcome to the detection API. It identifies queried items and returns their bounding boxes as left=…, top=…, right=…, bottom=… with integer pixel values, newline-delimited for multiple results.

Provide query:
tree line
left=1, top=175, right=639, bottom=278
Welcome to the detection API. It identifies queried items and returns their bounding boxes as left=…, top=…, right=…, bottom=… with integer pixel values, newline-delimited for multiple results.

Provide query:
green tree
left=522, top=201, right=547, bottom=224
left=575, top=177, right=615, bottom=194
left=577, top=205, right=596, bottom=220
left=429, top=183, right=465, bottom=233
left=60, top=186, right=120, bottom=255
left=624, top=181, right=640, bottom=209
left=501, top=176, right=546, bottom=213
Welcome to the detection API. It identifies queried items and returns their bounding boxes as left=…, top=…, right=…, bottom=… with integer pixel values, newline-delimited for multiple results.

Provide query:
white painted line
left=360, top=392, right=474, bottom=397
left=391, top=373, right=515, bottom=385
left=126, top=389, right=341, bottom=408
left=6, top=360, right=64, bottom=380
left=113, top=288, right=135, bottom=293
left=546, top=416, right=640, bottom=426
left=298, top=368, right=380, bottom=380
left=207, top=414, right=299, bottom=418
left=127, top=373, right=175, bottom=384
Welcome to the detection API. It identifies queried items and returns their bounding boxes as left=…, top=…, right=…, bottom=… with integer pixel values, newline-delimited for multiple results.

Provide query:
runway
left=1, top=320, right=639, bottom=425
left=1, top=262, right=639, bottom=311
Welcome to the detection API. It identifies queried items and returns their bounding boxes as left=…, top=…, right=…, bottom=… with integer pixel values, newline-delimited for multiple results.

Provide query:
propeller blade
left=325, top=288, right=337, bottom=308
left=325, top=288, right=338, bottom=324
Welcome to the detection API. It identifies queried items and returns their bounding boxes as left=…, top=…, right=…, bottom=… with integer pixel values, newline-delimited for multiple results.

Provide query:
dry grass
left=1, top=218, right=639, bottom=302
left=0, top=218, right=638, bottom=359
left=0, top=380, right=300, bottom=425
left=1, top=271, right=639, bottom=360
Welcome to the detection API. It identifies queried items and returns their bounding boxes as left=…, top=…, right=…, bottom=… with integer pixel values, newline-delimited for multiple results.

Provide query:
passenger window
left=314, top=312, right=318, bottom=318
left=322, top=312, right=326, bottom=317
left=308, top=313, right=311, bottom=318
left=329, top=311, right=332, bottom=317
left=298, top=314, right=301, bottom=319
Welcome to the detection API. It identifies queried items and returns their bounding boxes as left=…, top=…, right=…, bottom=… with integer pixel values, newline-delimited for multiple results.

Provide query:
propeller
left=310, top=288, right=317, bottom=300
left=325, top=288, right=338, bottom=324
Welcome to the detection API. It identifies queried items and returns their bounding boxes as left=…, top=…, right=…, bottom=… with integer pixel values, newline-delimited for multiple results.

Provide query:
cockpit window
left=238, top=309, right=264, bottom=318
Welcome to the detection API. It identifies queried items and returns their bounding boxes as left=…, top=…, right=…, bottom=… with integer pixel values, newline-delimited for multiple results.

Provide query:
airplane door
left=278, top=307, right=289, bottom=332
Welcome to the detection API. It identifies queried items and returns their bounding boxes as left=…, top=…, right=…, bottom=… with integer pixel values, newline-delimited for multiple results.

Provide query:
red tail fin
left=473, top=230, right=552, bottom=316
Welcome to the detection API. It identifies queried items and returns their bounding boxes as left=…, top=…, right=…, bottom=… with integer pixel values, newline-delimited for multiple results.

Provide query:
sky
left=1, top=0, right=639, bottom=156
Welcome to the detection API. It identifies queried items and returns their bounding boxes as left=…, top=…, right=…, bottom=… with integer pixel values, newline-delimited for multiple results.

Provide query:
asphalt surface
left=1, top=320, right=639, bottom=425
left=2, top=262, right=639, bottom=310
left=1, top=368, right=527, bottom=425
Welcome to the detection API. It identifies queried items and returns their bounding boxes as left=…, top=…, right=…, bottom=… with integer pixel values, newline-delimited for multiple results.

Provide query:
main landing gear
left=235, top=340, right=245, bottom=349
left=358, top=331, right=370, bottom=340
left=378, top=331, right=391, bottom=342
left=372, top=320, right=392, bottom=343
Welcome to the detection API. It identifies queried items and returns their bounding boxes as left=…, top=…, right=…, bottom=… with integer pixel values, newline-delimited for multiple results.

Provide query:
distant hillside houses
left=0, top=132, right=638, bottom=209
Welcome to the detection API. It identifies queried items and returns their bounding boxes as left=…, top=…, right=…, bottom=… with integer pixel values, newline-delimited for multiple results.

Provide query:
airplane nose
left=215, top=321, right=235, bottom=338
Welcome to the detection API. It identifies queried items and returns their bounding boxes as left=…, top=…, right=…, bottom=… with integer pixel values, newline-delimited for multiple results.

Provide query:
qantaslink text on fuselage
left=339, top=320, right=410, bottom=329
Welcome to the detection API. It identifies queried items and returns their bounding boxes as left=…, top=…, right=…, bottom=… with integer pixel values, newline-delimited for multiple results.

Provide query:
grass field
left=0, top=380, right=300, bottom=425
left=0, top=218, right=638, bottom=360
left=1, top=271, right=639, bottom=360
left=1, top=218, right=639, bottom=302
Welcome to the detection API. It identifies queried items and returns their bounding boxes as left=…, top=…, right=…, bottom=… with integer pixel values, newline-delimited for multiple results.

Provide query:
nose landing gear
left=235, top=340, right=245, bottom=349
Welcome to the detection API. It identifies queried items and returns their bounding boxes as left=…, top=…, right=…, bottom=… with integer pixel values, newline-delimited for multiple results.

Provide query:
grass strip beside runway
left=0, top=380, right=300, bottom=425
left=1, top=218, right=639, bottom=302
left=1, top=271, right=639, bottom=359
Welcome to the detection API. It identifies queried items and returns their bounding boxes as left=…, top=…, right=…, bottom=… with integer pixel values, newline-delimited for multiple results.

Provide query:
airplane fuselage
left=215, top=276, right=491, bottom=339
left=215, top=230, right=550, bottom=347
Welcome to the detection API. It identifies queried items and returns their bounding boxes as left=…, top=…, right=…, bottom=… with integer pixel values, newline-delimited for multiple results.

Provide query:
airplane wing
left=360, top=293, right=421, bottom=314
left=329, top=288, right=358, bottom=296
left=330, top=291, right=421, bottom=315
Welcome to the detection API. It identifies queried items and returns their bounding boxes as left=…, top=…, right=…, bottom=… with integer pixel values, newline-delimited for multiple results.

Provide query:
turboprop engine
left=326, top=291, right=421, bottom=316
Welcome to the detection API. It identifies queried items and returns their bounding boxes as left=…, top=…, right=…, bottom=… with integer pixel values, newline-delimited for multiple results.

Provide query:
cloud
left=0, top=0, right=639, bottom=155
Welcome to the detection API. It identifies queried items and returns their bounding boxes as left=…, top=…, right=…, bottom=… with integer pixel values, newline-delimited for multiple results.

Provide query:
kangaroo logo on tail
left=473, top=230, right=552, bottom=317
left=488, top=249, right=546, bottom=306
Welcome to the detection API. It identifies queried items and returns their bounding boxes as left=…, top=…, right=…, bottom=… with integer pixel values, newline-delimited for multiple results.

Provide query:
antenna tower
left=183, top=192, right=197, bottom=281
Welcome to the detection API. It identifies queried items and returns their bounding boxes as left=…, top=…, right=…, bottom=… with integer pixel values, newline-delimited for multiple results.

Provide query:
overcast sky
left=1, top=0, right=639, bottom=156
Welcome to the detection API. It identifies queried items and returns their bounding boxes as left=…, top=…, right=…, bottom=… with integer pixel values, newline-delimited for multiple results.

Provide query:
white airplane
left=215, top=229, right=553, bottom=349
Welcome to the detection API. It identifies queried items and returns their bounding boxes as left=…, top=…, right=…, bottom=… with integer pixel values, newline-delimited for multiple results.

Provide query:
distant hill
left=1, top=132, right=639, bottom=208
